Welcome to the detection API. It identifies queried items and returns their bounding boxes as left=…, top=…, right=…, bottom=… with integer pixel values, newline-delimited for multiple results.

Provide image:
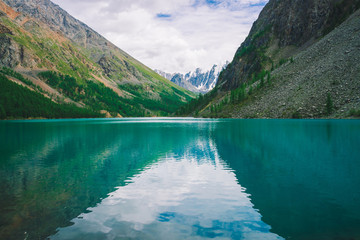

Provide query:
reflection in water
left=214, top=119, right=360, bottom=240
left=0, top=119, right=211, bottom=239
left=1, top=118, right=359, bottom=240
left=51, top=139, right=282, bottom=240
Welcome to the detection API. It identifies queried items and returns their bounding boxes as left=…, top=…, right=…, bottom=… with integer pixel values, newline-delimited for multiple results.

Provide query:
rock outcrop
left=0, top=34, right=37, bottom=68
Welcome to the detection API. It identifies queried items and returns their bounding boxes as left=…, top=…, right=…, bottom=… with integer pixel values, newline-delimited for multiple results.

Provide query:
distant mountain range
left=155, top=63, right=228, bottom=94
left=0, top=0, right=195, bottom=119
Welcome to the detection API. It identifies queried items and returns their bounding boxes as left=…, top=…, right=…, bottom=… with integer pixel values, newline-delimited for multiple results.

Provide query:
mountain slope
left=229, top=9, right=360, bottom=118
left=0, top=73, right=101, bottom=119
left=0, top=0, right=195, bottom=118
left=180, top=0, right=360, bottom=118
left=217, top=0, right=360, bottom=91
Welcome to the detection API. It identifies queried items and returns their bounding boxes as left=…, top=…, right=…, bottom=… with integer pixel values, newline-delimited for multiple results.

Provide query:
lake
left=0, top=118, right=359, bottom=240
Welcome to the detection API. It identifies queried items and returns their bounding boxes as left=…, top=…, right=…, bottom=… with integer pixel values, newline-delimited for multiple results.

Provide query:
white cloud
left=51, top=0, right=268, bottom=73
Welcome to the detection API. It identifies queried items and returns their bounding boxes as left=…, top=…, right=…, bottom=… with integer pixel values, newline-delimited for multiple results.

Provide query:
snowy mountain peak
left=155, top=63, right=228, bottom=93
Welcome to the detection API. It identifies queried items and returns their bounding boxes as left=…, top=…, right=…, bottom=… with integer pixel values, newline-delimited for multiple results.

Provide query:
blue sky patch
left=192, top=0, right=221, bottom=8
left=250, top=2, right=267, bottom=7
left=191, top=0, right=268, bottom=10
left=205, top=0, right=221, bottom=7
left=156, top=13, right=172, bottom=19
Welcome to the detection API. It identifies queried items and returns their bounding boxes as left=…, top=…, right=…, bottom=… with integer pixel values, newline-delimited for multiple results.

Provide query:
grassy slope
left=0, top=2, right=195, bottom=118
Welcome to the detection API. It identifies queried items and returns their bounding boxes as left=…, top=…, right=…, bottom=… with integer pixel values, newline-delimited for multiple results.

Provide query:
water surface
left=0, top=118, right=359, bottom=240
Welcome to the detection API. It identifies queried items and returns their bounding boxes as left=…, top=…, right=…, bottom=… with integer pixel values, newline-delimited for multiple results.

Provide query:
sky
left=51, top=0, right=268, bottom=74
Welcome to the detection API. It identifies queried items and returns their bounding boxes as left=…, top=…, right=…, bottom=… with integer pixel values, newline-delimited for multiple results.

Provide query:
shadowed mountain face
left=0, top=0, right=195, bottom=118
left=182, top=0, right=360, bottom=119
left=217, top=0, right=360, bottom=90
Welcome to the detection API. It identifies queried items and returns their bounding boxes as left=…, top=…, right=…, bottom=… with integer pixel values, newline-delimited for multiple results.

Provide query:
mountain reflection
left=1, top=118, right=359, bottom=240
left=214, top=119, right=360, bottom=240
left=51, top=138, right=282, bottom=240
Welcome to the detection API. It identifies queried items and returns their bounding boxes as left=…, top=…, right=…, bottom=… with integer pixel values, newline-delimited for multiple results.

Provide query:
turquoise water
left=0, top=118, right=359, bottom=240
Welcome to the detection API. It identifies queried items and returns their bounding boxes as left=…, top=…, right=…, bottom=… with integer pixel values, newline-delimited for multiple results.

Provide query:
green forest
left=0, top=68, right=193, bottom=119
left=0, top=74, right=103, bottom=119
left=38, top=71, right=190, bottom=117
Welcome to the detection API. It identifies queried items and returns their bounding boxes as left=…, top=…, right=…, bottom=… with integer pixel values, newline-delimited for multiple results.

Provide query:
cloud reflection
left=51, top=139, right=283, bottom=240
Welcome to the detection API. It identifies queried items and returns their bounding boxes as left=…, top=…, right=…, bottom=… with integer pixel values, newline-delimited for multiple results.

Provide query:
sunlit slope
left=0, top=0, right=195, bottom=117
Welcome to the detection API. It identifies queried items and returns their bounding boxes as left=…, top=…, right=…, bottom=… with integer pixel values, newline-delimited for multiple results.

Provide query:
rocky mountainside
left=230, top=9, right=360, bottom=119
left=217, top=0, right=360, bottom=90
left=0, top=0, right=195, bottom=118
left=155, top=64, right=227, bottom=94
left=179, top=0, right=360, bottom=119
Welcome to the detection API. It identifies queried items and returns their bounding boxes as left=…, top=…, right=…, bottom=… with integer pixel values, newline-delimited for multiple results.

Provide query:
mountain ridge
left=0, top=0, right=195, bottom=119
left=155, top=63, right=227, bottom=94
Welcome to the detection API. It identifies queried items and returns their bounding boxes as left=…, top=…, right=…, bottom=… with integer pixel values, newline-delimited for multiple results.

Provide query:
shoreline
left=1, top=116, right=359, bottom=121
